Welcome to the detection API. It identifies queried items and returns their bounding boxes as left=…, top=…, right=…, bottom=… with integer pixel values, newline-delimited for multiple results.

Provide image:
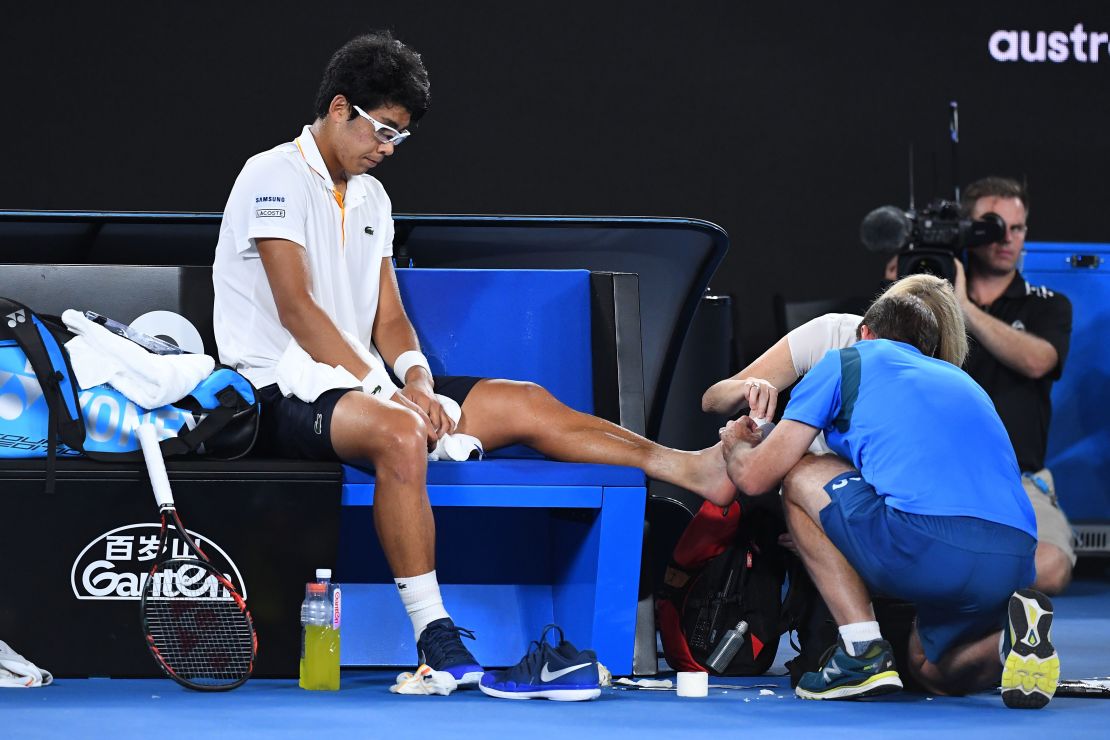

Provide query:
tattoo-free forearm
left=279, top=299, right=372, bottom=379
left=963, top=302, right=1058, bottom=378
left=702, top=336, right=798, bottom=414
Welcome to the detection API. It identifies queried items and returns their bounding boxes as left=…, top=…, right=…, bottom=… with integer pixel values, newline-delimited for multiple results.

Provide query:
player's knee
left=384, top=407, right=428, bottom=455
left=509, top=380, right=553, bottom=411
left=366, top=408, right=427, bottom=476
left=479, top=380, right=558, bottom=442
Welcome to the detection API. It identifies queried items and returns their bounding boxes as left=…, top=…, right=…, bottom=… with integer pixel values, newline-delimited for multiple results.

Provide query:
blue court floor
left=4, top=578, right=1110, bottom=740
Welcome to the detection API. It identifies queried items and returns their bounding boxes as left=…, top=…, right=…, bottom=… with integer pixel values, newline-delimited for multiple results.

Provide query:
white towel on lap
left=275, top=335, right=483, bottom=462
left=61, top=310, right=214, bottom=407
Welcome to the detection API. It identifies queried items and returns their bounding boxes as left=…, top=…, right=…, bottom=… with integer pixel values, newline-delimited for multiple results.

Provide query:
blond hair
left=881, top=273, right=968, bottom=366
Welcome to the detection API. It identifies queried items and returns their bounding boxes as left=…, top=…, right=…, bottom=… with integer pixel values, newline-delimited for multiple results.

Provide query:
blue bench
left=0, top=212, right=725, bottom=678
left=337, top=269, right=648, bottom=673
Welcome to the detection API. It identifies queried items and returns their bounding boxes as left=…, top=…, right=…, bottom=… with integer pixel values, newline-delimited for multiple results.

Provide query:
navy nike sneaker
left=479, top=625, right=601, bottom=701
left=416, top=618, right=484, bottom=687
left=1002, top=589, right=1059, bottom=709
left=795, top=639, right=903, bottom=700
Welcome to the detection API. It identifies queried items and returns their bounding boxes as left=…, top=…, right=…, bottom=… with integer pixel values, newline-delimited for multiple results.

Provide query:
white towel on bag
left=61, top=310, right=214, bottom=406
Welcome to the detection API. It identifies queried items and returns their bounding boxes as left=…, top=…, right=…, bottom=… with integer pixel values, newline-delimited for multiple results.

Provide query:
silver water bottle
left=705, top=619, right=749, bottom=673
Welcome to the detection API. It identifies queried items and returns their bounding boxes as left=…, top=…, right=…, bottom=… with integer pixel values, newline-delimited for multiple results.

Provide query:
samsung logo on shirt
left=255, top=196, right=287, bottom=203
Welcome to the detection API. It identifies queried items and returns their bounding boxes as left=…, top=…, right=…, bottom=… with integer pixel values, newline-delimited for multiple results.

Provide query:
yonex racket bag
left=0, top=297, right=259, bottom=492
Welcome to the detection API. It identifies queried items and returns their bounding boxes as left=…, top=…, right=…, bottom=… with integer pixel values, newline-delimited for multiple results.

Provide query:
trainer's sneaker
left=416, top=618, right=483, bottom=687
left=795, top=639, right=903, bottom=700
left=479, top=624, right=601, bottom=701
left=1002, top=589, right=1059, bottom=709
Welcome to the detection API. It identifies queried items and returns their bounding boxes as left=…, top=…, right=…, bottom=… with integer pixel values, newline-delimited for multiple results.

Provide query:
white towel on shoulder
left=61, top=310, right=214, bottom=407
left=274, top=335, right=482, bottom=462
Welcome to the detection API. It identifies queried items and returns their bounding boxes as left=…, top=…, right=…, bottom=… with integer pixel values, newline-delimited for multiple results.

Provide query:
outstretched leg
left=456, top=379, right=736, bottom=504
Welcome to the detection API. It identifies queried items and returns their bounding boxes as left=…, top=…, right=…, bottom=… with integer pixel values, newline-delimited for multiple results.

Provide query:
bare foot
left=684, top=442, right=738, bottom=507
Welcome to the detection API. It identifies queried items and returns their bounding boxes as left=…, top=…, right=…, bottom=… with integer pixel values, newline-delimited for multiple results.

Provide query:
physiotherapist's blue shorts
left=819, top=472, right=1036, bottom=664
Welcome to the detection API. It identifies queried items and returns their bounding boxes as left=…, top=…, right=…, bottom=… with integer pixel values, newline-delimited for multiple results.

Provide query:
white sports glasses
left=352, top=104, right=411, bottom=146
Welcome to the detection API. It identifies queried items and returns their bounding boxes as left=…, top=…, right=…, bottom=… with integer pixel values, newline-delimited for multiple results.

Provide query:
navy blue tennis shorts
left=818, top=471, right=1036, bottom=664
left=255, top=376, right=483, bottom=462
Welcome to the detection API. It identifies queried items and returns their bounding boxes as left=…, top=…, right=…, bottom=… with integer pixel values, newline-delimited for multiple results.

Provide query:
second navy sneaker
left=479, top=624, right=601, bottom=701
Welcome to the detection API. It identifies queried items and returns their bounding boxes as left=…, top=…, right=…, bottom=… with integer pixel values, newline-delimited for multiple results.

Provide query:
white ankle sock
left=395, top=570, right=450, bottom=641
left=839, top=621, right=882, bottom=656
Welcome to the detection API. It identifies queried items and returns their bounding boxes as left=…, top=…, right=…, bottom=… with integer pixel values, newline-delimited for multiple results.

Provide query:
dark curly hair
left=314, top=31, right=431, bottom=123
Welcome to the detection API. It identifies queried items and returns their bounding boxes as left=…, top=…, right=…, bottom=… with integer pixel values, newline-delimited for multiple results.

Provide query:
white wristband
left=394, top=350, right=432, bottom=384
left=361, top=364, right=397, bottom=398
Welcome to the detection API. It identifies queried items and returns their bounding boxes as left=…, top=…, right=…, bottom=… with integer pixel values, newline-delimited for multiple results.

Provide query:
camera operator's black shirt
left=964, top=271, right=1072, bottom=473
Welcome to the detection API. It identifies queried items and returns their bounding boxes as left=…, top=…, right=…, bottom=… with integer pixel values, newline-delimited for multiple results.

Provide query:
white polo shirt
left=212, top=126, right=395, bottom=388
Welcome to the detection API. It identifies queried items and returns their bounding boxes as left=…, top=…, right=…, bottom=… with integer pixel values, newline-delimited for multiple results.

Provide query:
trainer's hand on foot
left=719, top=417, right=763, bottom=459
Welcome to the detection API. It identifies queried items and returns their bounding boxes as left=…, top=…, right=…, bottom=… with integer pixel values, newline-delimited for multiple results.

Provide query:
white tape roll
left=676, top=671, right=709, bottom=697
left=128, top=311, right=205, bottom=354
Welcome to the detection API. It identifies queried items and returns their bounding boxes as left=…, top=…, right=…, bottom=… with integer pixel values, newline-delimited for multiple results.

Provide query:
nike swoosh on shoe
left=540, top=661, right=593, bottom=682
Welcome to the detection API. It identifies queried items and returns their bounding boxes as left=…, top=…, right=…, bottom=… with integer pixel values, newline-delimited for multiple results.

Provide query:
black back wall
left=3, top=1, right=1108, bottom=363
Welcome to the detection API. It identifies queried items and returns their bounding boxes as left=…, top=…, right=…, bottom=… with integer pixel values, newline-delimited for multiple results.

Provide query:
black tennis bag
left=681, top=539, right=787, bottom=675
left=658, top=500, right=792, bottom=676
left=0, top=297, right=259, bottom=492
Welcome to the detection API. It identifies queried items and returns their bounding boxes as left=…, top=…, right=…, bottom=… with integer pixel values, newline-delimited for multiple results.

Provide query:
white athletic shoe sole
left=478, top=683, right=601, bottom=701
left=795, top=671, right=903, bottom=700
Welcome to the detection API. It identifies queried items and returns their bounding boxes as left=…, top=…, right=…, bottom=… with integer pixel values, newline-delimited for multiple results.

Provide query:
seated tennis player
left=211, top=31, right=734, bottom=685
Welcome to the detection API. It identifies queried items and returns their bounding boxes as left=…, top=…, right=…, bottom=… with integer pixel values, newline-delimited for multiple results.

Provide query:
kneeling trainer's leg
left=906, top=626, right=1002, bottom=696
left=781, top=454, right=877, bottom=636
left=456, top=379, right=735, bottom=504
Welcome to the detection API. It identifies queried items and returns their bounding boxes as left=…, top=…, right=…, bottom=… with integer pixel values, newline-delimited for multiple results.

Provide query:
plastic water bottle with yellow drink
left=299, top=569, right=341, bottom=690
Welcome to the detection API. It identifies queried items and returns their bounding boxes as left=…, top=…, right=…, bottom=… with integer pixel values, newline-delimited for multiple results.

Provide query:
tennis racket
left=1056, top=679, right=1110, bottom=698
left=137, top=423, right=257, bottom=690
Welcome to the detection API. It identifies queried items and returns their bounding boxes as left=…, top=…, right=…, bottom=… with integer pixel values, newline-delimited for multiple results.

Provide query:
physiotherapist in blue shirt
left=720, top=282, right=1058, bottom=708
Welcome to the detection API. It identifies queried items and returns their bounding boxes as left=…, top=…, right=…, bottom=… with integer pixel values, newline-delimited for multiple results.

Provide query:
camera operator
left=956, top=176, right=1074, bottom=595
